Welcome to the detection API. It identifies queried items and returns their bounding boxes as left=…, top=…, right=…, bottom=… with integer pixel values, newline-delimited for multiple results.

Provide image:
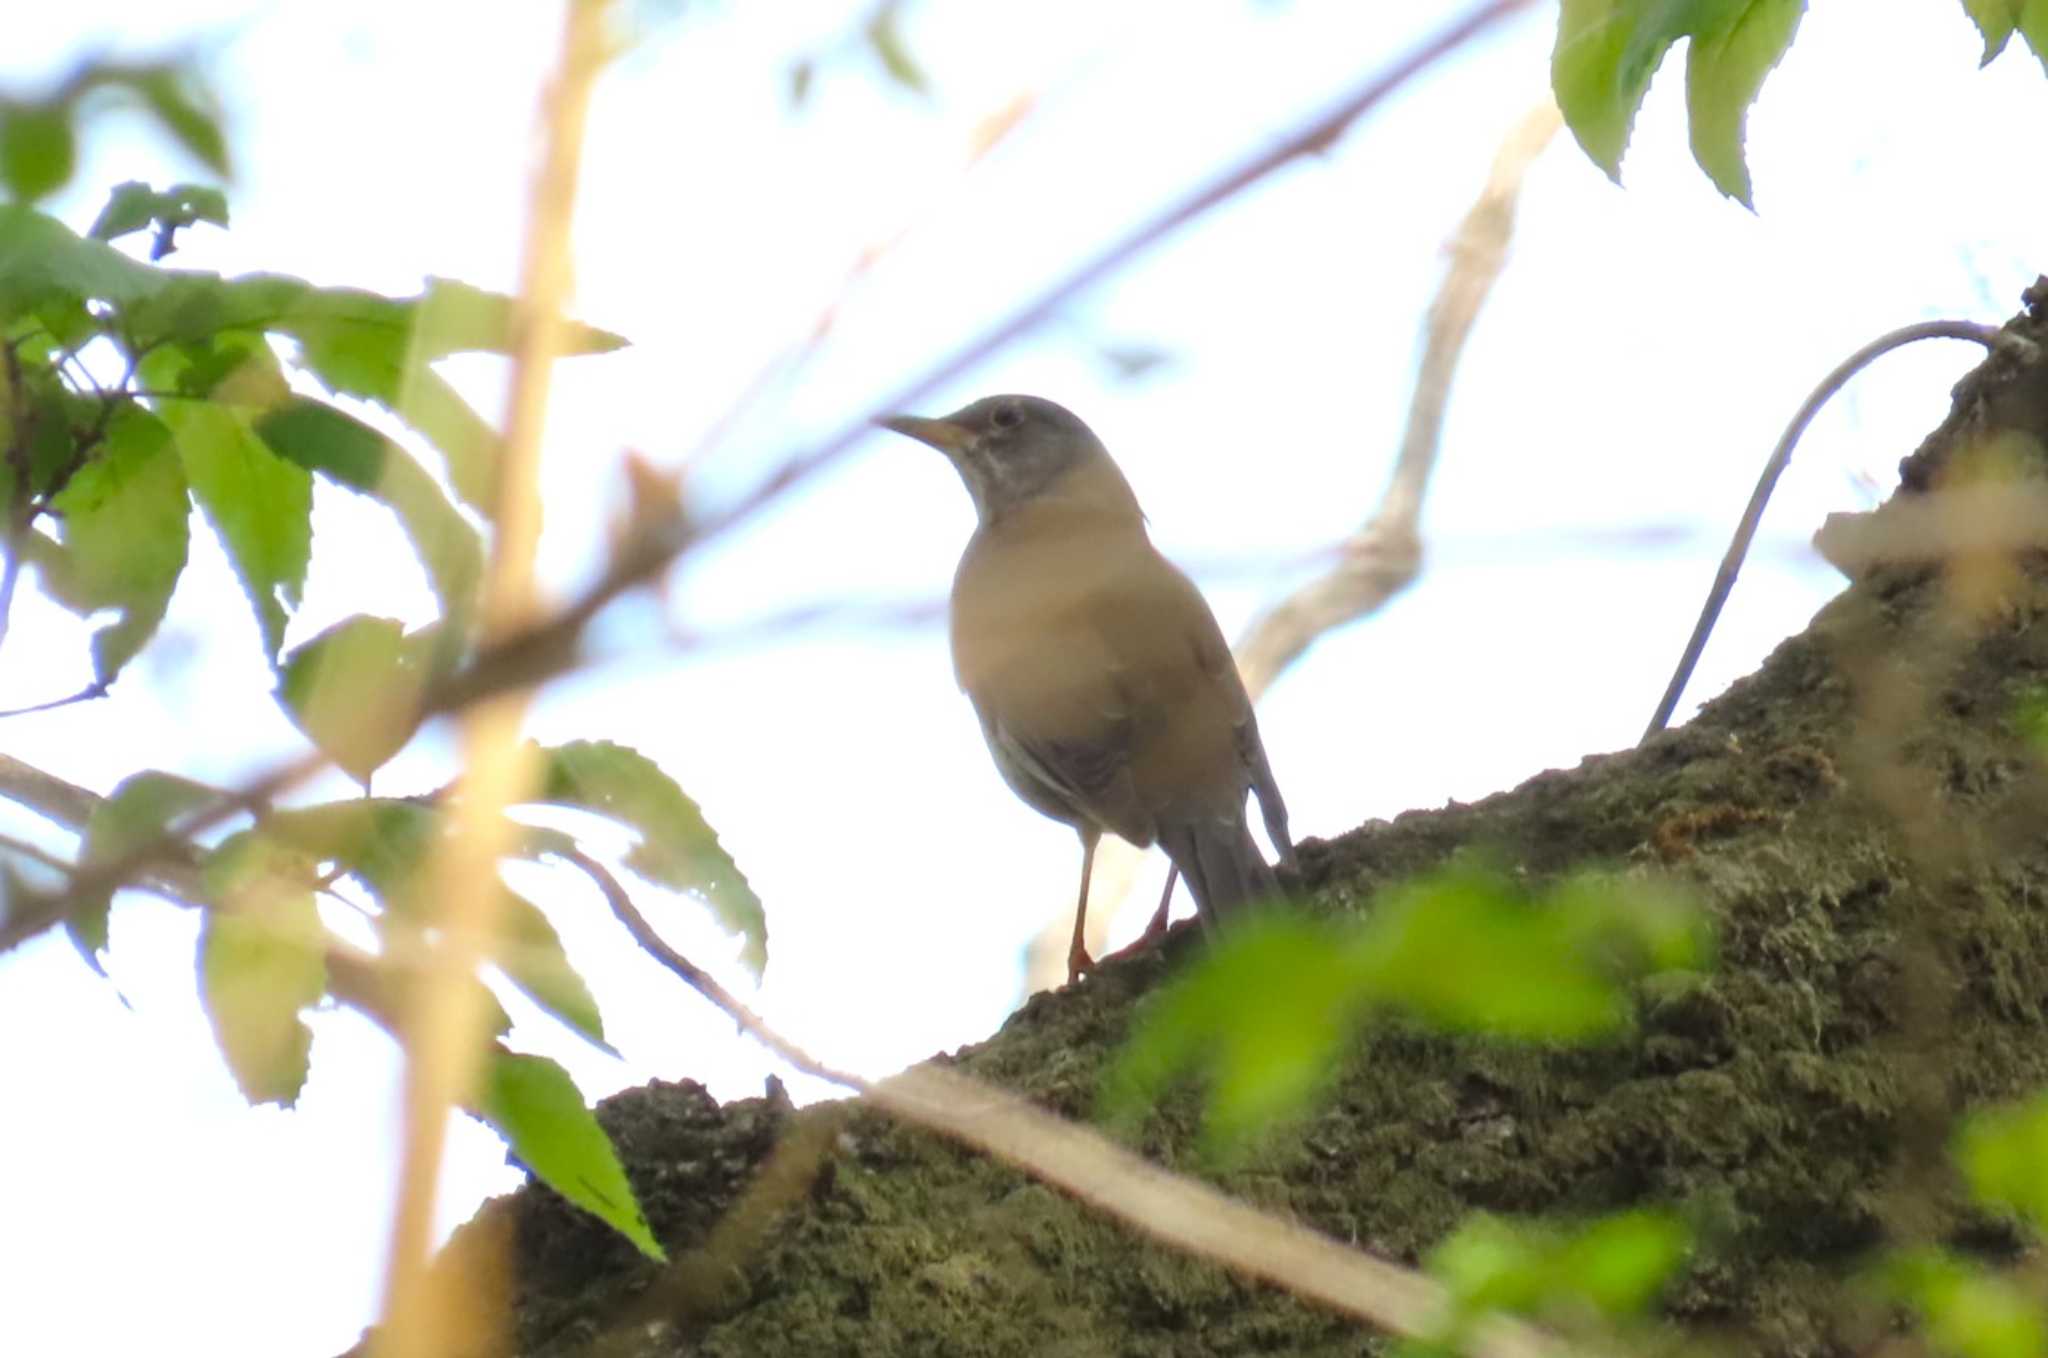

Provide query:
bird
left=879, top=394, right=1293, bottom=985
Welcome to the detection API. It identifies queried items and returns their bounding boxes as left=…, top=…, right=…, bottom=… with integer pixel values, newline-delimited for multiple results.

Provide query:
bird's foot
left=1092, top=903, right=1175, bottom=970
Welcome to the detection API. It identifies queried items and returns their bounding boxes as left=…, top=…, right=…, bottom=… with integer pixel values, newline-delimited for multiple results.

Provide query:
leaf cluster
left=0, top=185, right=758, bottom=1258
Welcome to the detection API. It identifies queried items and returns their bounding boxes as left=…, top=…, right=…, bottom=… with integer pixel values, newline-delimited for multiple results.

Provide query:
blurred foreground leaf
left=1105, top=865, right=1707, bottom=1153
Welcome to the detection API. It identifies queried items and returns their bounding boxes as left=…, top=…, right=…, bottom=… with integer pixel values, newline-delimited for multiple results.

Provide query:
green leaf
left=476, top=1049, right=664, bottom=1260
left=1349, top=867, right=1705, bottom=1040
left=1553, top=0, right=1797, bottom=187
left=263, top=797, right=443, bottom=903
left=0, top=105, right=77, bottom=203
left=1553, top=0, right=1685, bottom=178
left=1425, top=1211, right=1688, bottom=1342
left=1104, top=866, right=1707, bottom=1152
left=1685, top=0, right=1803, bottom=205
left=87, top=181, right=228, bottom=258
left=262, top=796, right=610, bottom=1053
left=125, top=66, right=230, bottom=176
left=39, top=407, right=192, bottom=684
left=496, top=888, right=609, bottom=1050
left=1102, top=913, right=1368, bottom=1155
left=200, top=831, right=327, bottom=1105
left=144, top=347, right=311, bottom=659
left=2020, top=0, right=2048, bottom=76
left=1880, top=1248, right=2048, bottom=1358
left=1956, top=1092, right=2048, bottom=1229
left=1961, top=0, right=2022, bottom=63
left=865, top=0, right=930, bottom=93
left=410, top=277, right=627, bottom=363
left=277, top=616, right=434, bottom=785
left=531, top=740, right=767, bottom=977
left=0, top=204, right=169, bottom=314
left=1553, top=1210, right=1692, bottom=1316
left=65, top=769, right=219, bottom=974
left=254, top=396, right=482, bottom=625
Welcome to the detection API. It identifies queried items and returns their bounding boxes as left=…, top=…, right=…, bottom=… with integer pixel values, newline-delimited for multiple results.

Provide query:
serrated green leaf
left=254, top=397, right=482, bottom=625
left=0, top=204, right=168, bottom=314
left=532, top=740, right=766, bottom=977
left=278, top=616, right=433, bottom=785
left=144, top=347, right=310, bottom=659
left=1553, top=0, right=1773, bottom=183
left=2019, top=0, right=2048, bottom=76
left=64, top=769, right=219, bottom=975
left=39, top=406, right=192, bottom=683
left=1956, top=1092, right=2048, bottom=1229
left=200, top=831, right=326, bottom=1105
left=496, top=888, right=609, bottom=1050
left=1880, top=1248, right=2048, bottom=1358
left=1101, top=912, right=1366, bottom=1156
left=1553, top=0, right=1679, bottom=178
left=0, top=105, right=77, bottom=203
left=476, top=1050, right=663, bottom=1260
left=1685, top=0, right=1803, bottom=205
left=1963, top=0, right=2021, bottom=63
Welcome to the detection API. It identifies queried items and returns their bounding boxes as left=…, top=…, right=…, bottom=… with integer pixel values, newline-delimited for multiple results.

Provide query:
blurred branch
left=1235, top=99, right=1559, bottom=699
left=566, top=823, right=1567, bottom=1358
left=372, top=3, right=613, bottom=1355
left=680, top=87, right=1036, bottom=477
left=1028, top=96, right=1559, bottom=993
left=686, top=0, right=1538, bottom=552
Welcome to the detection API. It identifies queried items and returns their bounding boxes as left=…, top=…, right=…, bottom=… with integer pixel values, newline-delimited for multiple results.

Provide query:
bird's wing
left=975, top=679, right=1156, bottom=846
left=1175, top=572, right=1294, bottom=867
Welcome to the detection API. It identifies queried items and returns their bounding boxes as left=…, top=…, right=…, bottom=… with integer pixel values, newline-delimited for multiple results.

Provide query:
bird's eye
left=991, top=404, right=1021, bottom=430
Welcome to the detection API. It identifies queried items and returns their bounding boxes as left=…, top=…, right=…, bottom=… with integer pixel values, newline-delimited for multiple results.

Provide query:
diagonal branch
left=567, top=829, right=1569, bottom=1358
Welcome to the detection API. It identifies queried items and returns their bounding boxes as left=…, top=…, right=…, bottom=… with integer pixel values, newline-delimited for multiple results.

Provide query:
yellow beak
left=877, top=414, right=973, bottom=456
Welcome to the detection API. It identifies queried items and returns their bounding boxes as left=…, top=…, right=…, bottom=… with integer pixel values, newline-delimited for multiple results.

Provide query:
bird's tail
left=1160, top=813, right=1279, bottom=927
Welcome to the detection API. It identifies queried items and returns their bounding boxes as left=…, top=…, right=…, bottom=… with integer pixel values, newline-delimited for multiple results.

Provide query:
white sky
left=2, top=2, right=2045, bottom=1354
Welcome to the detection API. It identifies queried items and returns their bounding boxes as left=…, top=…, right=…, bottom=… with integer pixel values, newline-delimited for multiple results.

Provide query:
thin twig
left=1639, top=319, right=2006, bottom=741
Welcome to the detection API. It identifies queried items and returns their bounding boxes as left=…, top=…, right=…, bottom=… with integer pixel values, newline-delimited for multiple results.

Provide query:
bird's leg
left=1096, top=866, right=1179, bottom=968
left=1067, top=830, right=1099, bottom=986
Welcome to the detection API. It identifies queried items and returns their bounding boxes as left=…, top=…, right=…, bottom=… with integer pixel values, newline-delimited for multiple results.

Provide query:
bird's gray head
left=878, top=394, right=1122, bottom=524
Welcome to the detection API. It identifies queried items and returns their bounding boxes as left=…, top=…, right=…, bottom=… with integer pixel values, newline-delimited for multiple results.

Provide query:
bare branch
left=1639, top=319, right=2007, bottom=741
left=1235, top=99, right=1560, bottom=700
left=371, top=3, right=616, bottom=1355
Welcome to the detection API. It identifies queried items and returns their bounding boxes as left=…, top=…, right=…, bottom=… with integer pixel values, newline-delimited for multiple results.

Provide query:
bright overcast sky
left=3, top=2, right=2045, bottom=1354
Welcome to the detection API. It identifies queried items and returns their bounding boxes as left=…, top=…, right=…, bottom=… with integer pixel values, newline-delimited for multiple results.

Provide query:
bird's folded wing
left=983, top=701, right=1154, bottom=846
